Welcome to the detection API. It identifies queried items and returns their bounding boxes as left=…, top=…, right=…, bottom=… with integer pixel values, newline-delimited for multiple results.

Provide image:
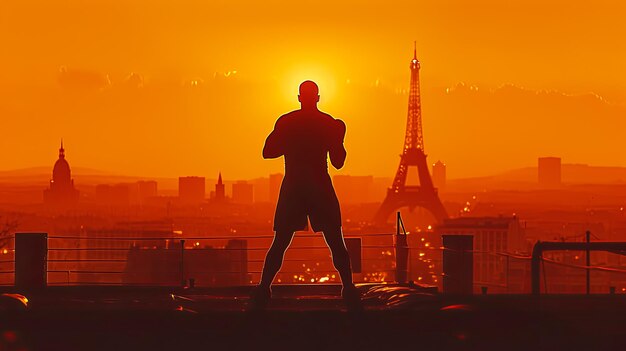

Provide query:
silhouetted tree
left=0, top=216, right=18, bottom=249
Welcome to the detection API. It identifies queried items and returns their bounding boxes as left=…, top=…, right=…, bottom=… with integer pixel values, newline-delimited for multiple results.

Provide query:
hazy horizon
left=3, top=161, right=626, bottom=185
left=1, top=0, right=624, bottom=179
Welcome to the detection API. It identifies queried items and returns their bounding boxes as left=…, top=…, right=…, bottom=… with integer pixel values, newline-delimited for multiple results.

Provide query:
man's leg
left=321, top=228, right=353, bottom=286
left=259, top=230, right=295, bottom=289
left=322, top=228, right=362, bottom=311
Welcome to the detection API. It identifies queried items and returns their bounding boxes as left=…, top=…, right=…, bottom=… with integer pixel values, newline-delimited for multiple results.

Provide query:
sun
left=281, top=64, right=338, bottom=109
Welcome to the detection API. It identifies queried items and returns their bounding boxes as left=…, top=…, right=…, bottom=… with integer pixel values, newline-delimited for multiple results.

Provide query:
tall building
left=179, top=176, right=206, bottom=205
left=538, top=157, right=561, bottom=188
left=432, top=160, right=446, bottom=191
left=43, top=141, right=79, bottom=210
left=232, top=181, right=254, bottom=205
left=269, top=173, right=284, bottom=204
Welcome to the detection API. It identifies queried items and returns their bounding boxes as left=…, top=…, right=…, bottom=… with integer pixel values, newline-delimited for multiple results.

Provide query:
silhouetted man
left=250, top=80, right=360, bottom=310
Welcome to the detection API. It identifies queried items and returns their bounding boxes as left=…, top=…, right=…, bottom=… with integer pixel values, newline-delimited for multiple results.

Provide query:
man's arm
left=329, top=119, right=347, bottom=169
left=263, top=118, right=285, bottom=159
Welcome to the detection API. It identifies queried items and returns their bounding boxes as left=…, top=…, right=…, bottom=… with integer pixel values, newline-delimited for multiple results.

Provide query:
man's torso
left=276, top=109, right=339, bottom=181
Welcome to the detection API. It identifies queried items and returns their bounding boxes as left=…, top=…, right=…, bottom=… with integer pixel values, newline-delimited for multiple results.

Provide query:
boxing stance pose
left=250, top=80, right=360, bottom=310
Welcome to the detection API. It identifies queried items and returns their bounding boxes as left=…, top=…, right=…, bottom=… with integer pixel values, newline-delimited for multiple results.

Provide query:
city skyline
left=4, top=143, right=626, bottom=190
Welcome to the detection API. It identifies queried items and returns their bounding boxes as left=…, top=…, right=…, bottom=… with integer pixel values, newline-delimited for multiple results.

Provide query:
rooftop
left=1, top=284, right=625, bottom=350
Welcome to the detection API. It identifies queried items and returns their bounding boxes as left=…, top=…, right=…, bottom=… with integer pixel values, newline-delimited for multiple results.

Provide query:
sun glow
left=281, top=64, right=339, bottom=109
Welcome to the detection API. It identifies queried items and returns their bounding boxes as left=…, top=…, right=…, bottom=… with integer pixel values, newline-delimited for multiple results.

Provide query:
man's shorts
left=273, top=174, right=342, bottom=233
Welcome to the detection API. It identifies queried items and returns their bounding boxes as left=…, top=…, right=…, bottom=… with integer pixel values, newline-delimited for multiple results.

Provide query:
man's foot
left=247, top=285, right=272, bottom=311
left=341, top=284, right=363, bottom=312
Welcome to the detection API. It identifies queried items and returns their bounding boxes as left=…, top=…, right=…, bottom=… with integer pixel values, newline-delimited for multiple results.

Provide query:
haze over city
left=1, top=0, right=625, bottom=179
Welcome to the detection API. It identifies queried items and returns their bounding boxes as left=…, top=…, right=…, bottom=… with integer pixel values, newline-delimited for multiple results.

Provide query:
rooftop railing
left=2, top=217, right=626, bottom=294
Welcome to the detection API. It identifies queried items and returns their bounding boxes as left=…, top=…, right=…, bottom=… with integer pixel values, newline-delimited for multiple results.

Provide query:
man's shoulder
left=316, top=110, right=336, bottom=121
left=275, top=110, right=299, bottom=127
left=281, top=110, right=301, bottom=118
left=277, top=109, right=341, bottom=127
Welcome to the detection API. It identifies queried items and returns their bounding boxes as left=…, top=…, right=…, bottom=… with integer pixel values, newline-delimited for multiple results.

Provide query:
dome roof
left=52, top=140, right=72, bottom=183
left=53, top=157, right=71, bottom=182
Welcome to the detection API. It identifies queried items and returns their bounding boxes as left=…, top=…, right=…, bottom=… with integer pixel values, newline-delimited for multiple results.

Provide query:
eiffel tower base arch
left=374, top=188, right=448, bottom=225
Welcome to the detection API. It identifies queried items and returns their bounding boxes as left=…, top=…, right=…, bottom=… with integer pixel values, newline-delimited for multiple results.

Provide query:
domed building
left=43, top=141, right=79, bottom=210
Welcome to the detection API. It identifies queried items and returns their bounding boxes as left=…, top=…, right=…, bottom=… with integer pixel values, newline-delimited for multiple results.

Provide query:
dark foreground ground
left=0, top=284, right=625, bottom=351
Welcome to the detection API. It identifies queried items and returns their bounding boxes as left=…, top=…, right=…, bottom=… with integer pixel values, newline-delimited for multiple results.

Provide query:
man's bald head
left=298, top=80, right=320, bottom=108
left=299, top=80, right=319, bottom=96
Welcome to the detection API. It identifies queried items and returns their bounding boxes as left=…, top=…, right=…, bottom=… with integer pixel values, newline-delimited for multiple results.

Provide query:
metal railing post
left=180, top=239, right=185, bottom=287
left=531, top=241, right=542, bottom=295
left=15, top=233, right=48, bottom=289
left=586, top=230, right=591, bottom=295
left=442, top=234, right=473, bottom=294
left=395, top=212, right=409, bottom=284
left=506, top=254, right=510, bottom=293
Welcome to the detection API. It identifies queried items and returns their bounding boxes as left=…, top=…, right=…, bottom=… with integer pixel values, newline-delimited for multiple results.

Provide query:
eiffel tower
left=374, top=44, right=448, bottom=224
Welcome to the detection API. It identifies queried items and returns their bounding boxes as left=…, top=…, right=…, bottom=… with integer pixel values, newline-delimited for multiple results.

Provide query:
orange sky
left=0, top=0, right=624, bottom=180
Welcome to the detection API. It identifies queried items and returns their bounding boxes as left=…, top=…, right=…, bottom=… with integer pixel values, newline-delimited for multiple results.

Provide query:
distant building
left=252, top=177, right=270, bottom=203
left=332, top=175, right=374, bottom=204
left=137, top=181, right=158, bottom=202
left=95, top=184, right=131, bottom=207
left=436, top=216, right=526, bottom=290
left=179, top=176, right=205, bottom=205
left=232, top=181, right=254, bottom=204
left=94, top=181, right=157, bottom=208
left=538, top=157, right=561, bottom=188
left=213, top=173, right=226, bottom=202
left=43, top=141, right=79, bottom=210
left=432, top=160, right=446, bottom=191
left=77, top=223, right=174, bottom=284
left=123, top=239, right=248, bottom=286
left=269, top=173, right=284, bottom=204
left=82, top=225, right=172, bottom=261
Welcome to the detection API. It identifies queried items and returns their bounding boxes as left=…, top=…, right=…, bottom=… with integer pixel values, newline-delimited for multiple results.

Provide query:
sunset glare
left=1, top=0, right=624, bottom=179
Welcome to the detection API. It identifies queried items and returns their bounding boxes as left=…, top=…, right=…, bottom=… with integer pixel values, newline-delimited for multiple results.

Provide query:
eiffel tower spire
left=374, top=45, right=448, bottom=224
left=406, top=40, right=423, bottom=151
